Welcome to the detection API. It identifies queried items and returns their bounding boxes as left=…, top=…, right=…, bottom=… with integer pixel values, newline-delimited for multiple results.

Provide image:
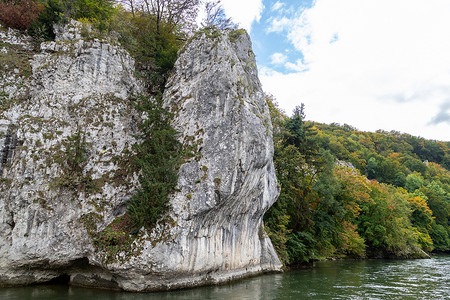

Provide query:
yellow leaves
left=408, top=195, right=430, bottom=211
left=425, top=161, right=449, bottom=181
left=333, top=165, right=373, bottom=218
left=407, top=194, right=434, bottom=222
left=349, top=152, right=366, bottom=169
left=339, top=221, right=366, bottom=257
left=411, top=227, right=434, bottom=252
left=387, top=152, right=402, bottom=160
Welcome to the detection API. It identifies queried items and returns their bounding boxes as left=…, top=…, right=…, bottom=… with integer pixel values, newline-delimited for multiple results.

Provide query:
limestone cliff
left=0, top=23, right=281, bottom=291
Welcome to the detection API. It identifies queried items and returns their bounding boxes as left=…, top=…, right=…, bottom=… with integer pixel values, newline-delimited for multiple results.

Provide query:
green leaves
left=126, top=95, right=182, bottom=232
left=71, top=0, right=115, bottom=23
left=405, top=172, right=424, bottom=192
left=265, top=99, right=447, bottom=265
left=28, top=0, right=63, bottom=41
left=51, top=128, right=99, bottom=195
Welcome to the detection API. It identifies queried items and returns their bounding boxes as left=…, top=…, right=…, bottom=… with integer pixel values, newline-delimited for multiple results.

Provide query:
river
left=1, top=255, right=448, bottom=299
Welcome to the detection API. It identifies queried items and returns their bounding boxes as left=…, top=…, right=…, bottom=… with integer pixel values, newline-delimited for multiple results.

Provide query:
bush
left=0, top=0, right=42, bottom=30
left=71, top=0, right=116, bottom=31
left=110, top=12, right=182, bottom=92
left=28, top=0, right=63, bottom=41
left=430, top=223, right=450, bottom=252
left=126, top=95, right=182, bottom=232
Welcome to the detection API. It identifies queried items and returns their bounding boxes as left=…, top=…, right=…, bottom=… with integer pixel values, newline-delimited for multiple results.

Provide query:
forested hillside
left=264, top=96, right=450, bottom=266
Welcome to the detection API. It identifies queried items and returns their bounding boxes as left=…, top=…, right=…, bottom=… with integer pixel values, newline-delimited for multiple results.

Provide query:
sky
left=216, top=0, right=450, bottom=142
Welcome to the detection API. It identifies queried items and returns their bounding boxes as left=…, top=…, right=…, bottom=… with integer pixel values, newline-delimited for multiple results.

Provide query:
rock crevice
left=0, top=24, right=281, bottom=291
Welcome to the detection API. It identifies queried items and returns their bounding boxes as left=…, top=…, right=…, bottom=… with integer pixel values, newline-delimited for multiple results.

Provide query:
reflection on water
left=0, top=255, right=448, bottom=299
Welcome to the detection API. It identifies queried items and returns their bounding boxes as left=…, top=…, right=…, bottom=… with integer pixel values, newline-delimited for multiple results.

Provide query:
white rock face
left=0, top=24, right=281, bottom=291
left=163, top=28, right=282, bottom=278
left=0, top=22, right=142, bottom=286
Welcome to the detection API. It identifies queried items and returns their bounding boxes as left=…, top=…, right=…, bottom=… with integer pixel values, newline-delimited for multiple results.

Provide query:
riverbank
left=0, top=255, right=448, bottom=299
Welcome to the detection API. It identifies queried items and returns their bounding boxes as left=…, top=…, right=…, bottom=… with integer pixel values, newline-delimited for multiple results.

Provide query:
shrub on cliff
left=67, top=0, right=116, bottom=31
left=110, top=6, right=193, bottom=92
left=201, top=0, right=236, bottom=30
left=127, top=95, right=182, bottom=231
left=28, top=0, right=63, bottom=41
left=0, top=0, right=42, bottom=30
left=0, top=0, right=116, bottom=40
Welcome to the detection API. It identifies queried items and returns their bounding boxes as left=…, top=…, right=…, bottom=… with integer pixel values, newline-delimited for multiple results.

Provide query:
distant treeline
left=264, top=96, right=449, bottom=266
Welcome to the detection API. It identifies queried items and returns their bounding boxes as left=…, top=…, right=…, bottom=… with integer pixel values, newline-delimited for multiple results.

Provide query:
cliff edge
left=0, top=23, right=281, bottom=291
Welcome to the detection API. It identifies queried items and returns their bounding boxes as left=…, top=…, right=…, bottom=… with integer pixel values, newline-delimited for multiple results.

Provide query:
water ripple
left=0, top=255, right=448, bottom=299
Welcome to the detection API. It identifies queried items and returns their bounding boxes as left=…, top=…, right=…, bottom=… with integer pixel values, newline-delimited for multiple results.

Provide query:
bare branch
left=201, top=0, right=237, bottom=30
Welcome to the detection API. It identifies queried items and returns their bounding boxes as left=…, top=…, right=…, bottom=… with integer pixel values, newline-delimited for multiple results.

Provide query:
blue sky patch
left=249, top=0, right=314, bottom=74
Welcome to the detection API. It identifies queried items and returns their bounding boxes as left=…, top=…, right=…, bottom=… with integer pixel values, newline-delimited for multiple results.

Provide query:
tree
left=405, top=172, right=424, bottom=193
left=28, top=0, right=63, bottom=41
left=141, top=0, right=199, bottom=34
left=0, top=0, right=42, bottom=30
left=201, top=0, right=236, bottom=30
left=284, top=104, right=317, bottom=156
left=407, top=193, right=434, bottom=252
left=118, top=0, right=137, bottom=18
left=332, top=166, right=372, bottom=257
left=366, top=157, right=378, bottom=179
left=309, top=149, right=340, bottom=257
left=71, top=0, right=116, bottom=27
left=357, top=183, right=422, bottom=257
left=430, top=223, right=450, bottom=252
left=127, top=95, right=182, bottom=231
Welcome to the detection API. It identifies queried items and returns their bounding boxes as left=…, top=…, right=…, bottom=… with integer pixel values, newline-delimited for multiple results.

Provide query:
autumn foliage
left=264, top=95, right=450, bottom=266
left=0, top=0, right=43, bottom=30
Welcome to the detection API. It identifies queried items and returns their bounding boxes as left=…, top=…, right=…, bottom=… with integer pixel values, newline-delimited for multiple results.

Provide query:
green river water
left=1, top=255, right=448, bottom=299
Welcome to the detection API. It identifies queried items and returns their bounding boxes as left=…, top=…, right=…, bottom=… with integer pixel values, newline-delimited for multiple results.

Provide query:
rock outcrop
left=0, top=23, right=281, bottom=291
left=0, top=21, right=143, bottom=287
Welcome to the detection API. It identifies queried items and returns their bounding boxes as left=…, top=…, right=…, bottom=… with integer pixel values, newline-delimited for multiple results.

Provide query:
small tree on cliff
left=201, top=0, right=237, bottom=30
left=127, top=95, right=182, bottom=232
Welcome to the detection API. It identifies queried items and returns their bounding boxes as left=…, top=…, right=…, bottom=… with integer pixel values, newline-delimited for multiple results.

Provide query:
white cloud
left=221, top=0, right=264, bottom=32
left=285, top=59, right=307, bottom=72
left=259, top=66, right=282, bottom=78
left=260, top=0, right=450, bottom=141
left=272, top=1, right=285, bottom=11
left=267, top=16, right=292, bottom=33
left=270, top=52, right=288, bottom=64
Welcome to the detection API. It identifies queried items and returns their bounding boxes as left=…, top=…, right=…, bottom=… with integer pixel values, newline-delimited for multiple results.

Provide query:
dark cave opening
left=46, top=274, right=71, bottom=285
left=29, top=257, right=92, bottom=286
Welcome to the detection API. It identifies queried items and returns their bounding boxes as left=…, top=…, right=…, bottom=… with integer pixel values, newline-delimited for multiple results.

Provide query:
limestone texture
left=0, top=23, right=281, bottom=291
